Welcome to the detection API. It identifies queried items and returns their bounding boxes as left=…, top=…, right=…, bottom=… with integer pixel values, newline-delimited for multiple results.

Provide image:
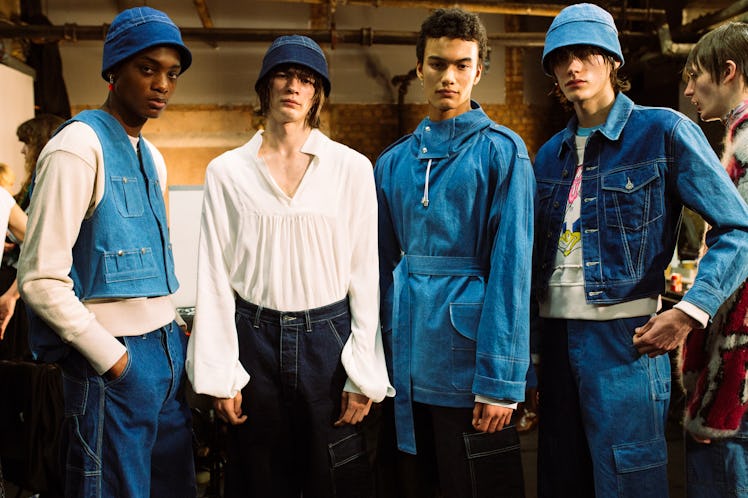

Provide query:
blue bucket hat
left=255, top=35, right=331, bottom=96
left=101, top=7, right=192, bottom=81
left=542, top=3, right=624, bottom=75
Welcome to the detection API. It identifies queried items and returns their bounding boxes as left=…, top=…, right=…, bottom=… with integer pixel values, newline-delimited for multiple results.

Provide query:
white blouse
left=187, top=129, right=394, bottom=402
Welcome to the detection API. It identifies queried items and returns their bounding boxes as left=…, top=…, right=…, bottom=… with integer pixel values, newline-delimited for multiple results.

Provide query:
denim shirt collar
left=557, top=92, right=635, bottom=158
left=412, top=100, right=493, bottom=159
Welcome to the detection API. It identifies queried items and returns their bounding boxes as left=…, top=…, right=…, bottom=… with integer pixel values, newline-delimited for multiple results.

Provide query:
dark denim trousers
left=373, top=398, right=525, bottom=498
left=224, top=298, right=372, bottom=498
left=537, top=317, right=670, bottom=498
left=59, top=321, right=196, bottom=498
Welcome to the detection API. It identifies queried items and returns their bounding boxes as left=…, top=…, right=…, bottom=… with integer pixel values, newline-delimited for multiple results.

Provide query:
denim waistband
left=235, top=297, right=349, bottom=332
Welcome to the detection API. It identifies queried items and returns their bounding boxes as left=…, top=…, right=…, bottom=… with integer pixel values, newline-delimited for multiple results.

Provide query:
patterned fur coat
left=678, top=100, right=748, bottom=439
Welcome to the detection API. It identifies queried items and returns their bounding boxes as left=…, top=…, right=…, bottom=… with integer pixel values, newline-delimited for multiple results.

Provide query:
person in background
left=17, top=7, right=196, bottom=497
left=187, top=35, right=393, bottom=498
left=375, top=8, right=533, bottom=497
left=0, top=114, right=63, bottom=361
left=0, top=163, right=27, bottom=343
left=681, top=21, right=748, bottom=498
left=534, top=4, right=748, bottom=497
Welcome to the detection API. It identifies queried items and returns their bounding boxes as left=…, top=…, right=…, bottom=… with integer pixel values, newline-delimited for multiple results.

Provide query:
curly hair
left=416, top=8, right=488, bottom=64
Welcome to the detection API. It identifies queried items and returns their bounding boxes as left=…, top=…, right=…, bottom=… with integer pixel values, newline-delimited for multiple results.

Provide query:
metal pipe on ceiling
left=0, top=23, right=653, bottom=48
left=269, top=0, right=665, bottom=21
left=678, top=0, right=748, bottom=35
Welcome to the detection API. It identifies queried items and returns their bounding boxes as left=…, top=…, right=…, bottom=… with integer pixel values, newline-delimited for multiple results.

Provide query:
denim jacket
left=533, top=93, right=748, bottom=317
left=376, top=102, right=534, bottom=453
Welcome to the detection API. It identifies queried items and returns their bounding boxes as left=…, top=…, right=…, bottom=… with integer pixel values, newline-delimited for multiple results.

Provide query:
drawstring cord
left=421, top=159, right=432, bottom=207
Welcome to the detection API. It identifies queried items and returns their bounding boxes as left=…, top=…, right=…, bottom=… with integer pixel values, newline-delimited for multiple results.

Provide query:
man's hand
left=104, top=351, right=128, bottom=381
left=633, top=308, right=699, bottom=357
left=213, top=393, right=248, bottom=425
left=472, top=402, right=513, bottom=433
left=334, top=391, right=372, bottom=426
left=0, top=290, right=17, bottom=340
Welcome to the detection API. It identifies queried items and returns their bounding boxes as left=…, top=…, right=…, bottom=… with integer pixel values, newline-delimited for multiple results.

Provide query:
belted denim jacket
left=376, top=102, right=534, bottom=453
left=533, top=93, right=748, bottom=317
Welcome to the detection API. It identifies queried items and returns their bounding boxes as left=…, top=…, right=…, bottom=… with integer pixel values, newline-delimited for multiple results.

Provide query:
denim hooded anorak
left=375, top=101, right=535, bottom=454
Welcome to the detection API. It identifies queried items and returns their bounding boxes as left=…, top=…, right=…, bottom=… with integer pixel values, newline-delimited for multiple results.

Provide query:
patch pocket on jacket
left=103, top=247, right=159, bottom=283
left=602, top=163, right=663, bottom=230
left=449, top=303, right=480, bottom=390
left=110, top=175, right=145, bottom=217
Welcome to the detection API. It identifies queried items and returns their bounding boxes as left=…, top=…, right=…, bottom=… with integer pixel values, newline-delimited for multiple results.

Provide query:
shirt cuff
left=474, top=395, right=518, bottom=410
left=343, top=377, right=364, bottom=395
left=673, top=300, right=709, bottom=329
left=72, top=320, right=128, bottom=375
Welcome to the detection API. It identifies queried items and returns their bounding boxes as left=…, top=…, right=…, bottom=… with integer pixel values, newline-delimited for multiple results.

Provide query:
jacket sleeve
left=472, top=136, right=535, bottom=402
left=672, top=118, right=748, bottom=317
left=374, top=156, right=401, bottom=335
left=186, top=161, right=250, bottom=398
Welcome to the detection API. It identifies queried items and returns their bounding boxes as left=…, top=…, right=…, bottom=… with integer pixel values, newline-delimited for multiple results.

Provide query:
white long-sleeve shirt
left=186, top=129, right=394, bottom=402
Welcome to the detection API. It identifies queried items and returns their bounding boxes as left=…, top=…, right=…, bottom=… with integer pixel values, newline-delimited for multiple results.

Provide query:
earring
left=108, top=74, right=114, bottom=91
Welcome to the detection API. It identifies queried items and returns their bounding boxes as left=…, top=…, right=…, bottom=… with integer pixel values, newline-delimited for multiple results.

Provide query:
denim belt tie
left=392, top=254, right=487, bottom=454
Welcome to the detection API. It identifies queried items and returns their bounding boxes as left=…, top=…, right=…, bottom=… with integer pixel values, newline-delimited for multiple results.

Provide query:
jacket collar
left=557, top=92, right=634, bottom=158
left=412, top=100, right=493, bottom=159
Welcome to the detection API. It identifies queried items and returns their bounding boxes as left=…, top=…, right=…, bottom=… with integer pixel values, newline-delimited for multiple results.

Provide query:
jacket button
left=141, top=248, right=147, bottom=254
left=422, top=147, right=428, bottom=153
left=123, top=178, right=128, bottom=184
left=562, top=170, right=569, bottom=178
left=117, top=250, right=124, bottom=256
left=425, top=126, right=431, bottom=132
left=553, top=201, right=560, bottom=208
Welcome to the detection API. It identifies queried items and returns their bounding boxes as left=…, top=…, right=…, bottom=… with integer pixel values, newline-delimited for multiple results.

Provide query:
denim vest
left=69, top=110, right=178, bottom=299
left=28, top=110, right=178, bottom=361
left=533, top=93, right=748, bottom=317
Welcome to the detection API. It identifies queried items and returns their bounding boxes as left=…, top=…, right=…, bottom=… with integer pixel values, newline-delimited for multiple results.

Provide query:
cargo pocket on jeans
left=613, top=437, right=668, bottom=496
left=328, top=431, right=371, bottom=497
left=464, top=428, right=524, bottom=498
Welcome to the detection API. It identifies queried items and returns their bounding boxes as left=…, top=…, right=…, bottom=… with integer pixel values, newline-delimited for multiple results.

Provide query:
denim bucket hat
left=101, top=6, right=192, bottom=80
left=542, top=3, right=624, bottom=75
left=255, top=35, right=331, bottom=96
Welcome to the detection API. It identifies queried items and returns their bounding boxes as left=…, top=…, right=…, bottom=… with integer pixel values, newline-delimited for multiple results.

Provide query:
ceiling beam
left=269, top=0, right=665, bottom=21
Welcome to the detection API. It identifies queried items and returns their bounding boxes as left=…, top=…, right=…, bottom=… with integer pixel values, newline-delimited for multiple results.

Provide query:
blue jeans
left=537, top=317, right=670, bottom=498
left=59, top=321, right=195, bottom=498
left=686, top=414, right=748, bottom=497
left=225, top=298, right=372, bottom=498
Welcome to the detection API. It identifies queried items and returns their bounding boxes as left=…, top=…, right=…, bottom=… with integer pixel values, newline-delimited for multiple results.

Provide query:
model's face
left=552, top=51, right=616, bottom=107
left=267, top=65, right=318, bottom=126
left=417, top=37, right=482, bottom=122
left=111, top=46, right=182, bottom=122
left=683, top=66, right=729, bottom=122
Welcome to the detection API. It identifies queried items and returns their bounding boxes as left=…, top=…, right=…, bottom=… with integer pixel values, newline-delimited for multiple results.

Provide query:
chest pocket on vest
left=104, top=248, right=159, bottom=283
left=601, top=163, right=663, bottom=230
left=110, top=176, right=145, bottom=218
